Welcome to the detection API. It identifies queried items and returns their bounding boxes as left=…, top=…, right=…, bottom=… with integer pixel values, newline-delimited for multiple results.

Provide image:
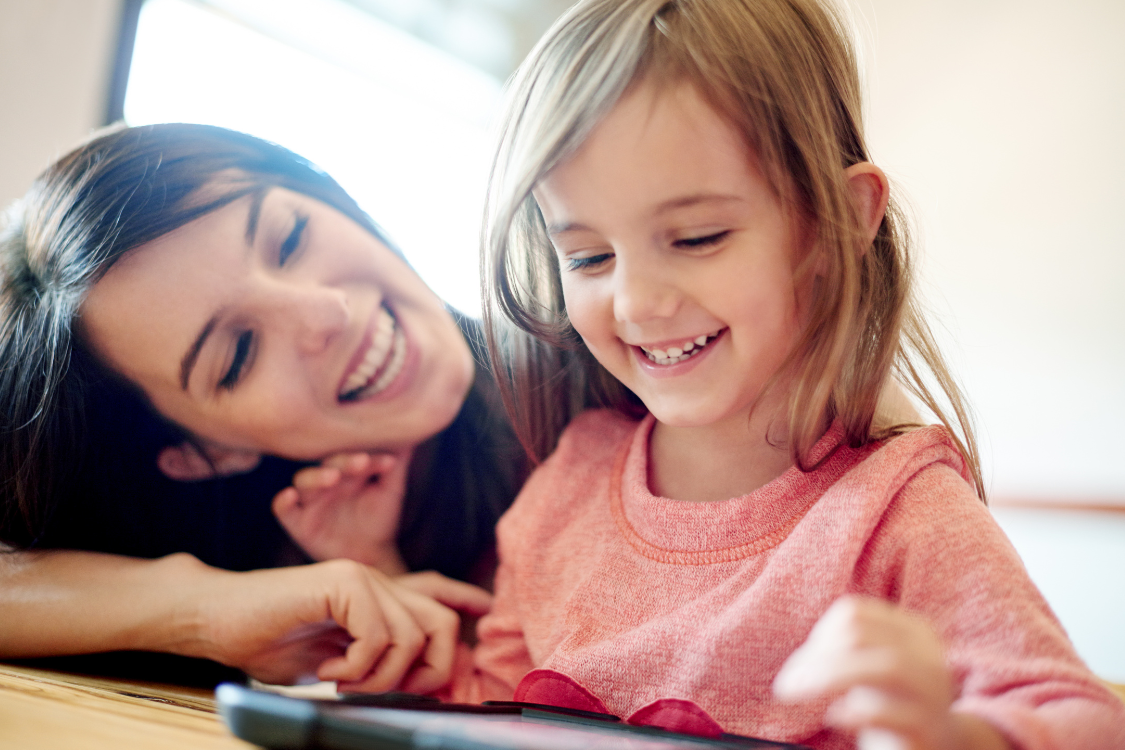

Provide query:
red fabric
left=452, top=410, right=1125, bottom=750
left=514, top=669, right=611, bottom=714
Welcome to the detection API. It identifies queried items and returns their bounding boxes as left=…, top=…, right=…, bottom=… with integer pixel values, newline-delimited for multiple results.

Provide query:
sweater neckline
left=609, top=415, right=860, bottom=564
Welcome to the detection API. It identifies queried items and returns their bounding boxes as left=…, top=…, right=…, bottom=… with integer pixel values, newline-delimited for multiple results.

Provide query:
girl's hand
left=195, top=559, right=491, bottom=693
left=272, top=451, right=409, bottom=571
left=773, top=596, right=1008, bottom=750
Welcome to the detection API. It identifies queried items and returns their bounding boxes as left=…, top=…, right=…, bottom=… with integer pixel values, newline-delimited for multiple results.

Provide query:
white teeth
left=340, top=307, right=404, bottom=399
left=640, top=329, right=724, bottom=366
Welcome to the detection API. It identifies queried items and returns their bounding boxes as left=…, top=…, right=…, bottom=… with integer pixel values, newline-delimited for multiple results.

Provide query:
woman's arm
left=0, top=548, right=487, bottom=692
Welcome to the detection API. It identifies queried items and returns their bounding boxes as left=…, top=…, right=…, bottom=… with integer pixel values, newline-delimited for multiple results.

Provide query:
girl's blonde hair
left=483, top=0, right=984, bottom=499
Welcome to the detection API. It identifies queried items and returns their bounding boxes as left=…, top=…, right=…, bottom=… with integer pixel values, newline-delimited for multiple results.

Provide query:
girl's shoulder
left=811, top=423, right=978, bottom=516
left=519, top=408, right=641, bottom=493
left=867, top=424, right=973, bottom=487
left=555, top=408, right=644, bottom=458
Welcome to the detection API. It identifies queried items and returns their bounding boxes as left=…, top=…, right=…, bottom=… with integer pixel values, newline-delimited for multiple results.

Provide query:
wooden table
left=0, top=662, right=256, bottom=749
left=3, top=660, right=1121, bottom=750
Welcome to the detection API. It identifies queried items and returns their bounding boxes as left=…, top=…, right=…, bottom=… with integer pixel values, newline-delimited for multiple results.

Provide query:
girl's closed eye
left=218, top=329, right=256, bottom=391
left=565, top=252, right=614, bottom=272
left=672, top=230, right=730, bottom=250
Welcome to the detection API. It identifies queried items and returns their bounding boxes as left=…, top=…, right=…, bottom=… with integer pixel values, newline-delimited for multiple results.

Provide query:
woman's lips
left=338, top=305, right=407, bottom=401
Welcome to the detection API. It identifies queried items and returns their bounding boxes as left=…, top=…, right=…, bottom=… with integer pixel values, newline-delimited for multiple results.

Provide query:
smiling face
left=81, top=187, right=474, bottom=459
left=534, top=80, right=811, bottom=435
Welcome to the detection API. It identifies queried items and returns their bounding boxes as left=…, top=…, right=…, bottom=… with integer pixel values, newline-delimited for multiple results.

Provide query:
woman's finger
left=320, top=452, right=371, bottom=473
left=395, top=571, right=493, bottom=615
left=293, top=465, right=343, bottom=491
left=323, top=566, right=434, bottom=692
left=387, top=585, right=461, bottom=695
left=272, top=487, right=302, bottom=519
left=312, top=563, right=398, bottom=684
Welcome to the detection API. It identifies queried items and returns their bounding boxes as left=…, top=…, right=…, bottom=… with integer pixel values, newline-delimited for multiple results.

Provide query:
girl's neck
left=648, top=408, right=795, bottom=504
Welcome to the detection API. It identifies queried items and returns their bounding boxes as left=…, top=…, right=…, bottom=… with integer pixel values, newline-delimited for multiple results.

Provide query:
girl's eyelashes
left=565, top=253, right=614, bottom=271
left=673, top=230, right=730, bottom=249
left=278, top=213, right=309, bottom=266
left=218, top=330, right=255, bottom=391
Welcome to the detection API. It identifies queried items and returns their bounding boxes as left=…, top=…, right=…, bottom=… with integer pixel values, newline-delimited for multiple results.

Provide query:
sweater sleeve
left=874, top=462, right=1125, bottom=750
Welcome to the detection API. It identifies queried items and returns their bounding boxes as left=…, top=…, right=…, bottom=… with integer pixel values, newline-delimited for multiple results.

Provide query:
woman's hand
left=273, top=451, right=410, bottom=572
left=191, top=559, right=492, bottom=693
left=773, top=596, right=1010, bottom=750
left=0, top=550, right=489, bottom=695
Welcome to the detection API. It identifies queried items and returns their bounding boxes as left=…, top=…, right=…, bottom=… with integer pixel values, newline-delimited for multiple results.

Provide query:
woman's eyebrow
left=244, top=188, right=269, bottom=244
left=181, top=314, right=221, bottom=391
left=179, top=191, right=269, bottom=391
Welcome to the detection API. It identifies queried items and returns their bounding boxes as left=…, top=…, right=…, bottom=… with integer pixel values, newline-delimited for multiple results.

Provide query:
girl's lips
left=632, top=328, right=726, bottom=378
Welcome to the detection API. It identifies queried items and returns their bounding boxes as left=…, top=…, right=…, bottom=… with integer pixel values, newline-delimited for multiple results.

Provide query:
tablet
left=216, top=683, right=812, bottom=750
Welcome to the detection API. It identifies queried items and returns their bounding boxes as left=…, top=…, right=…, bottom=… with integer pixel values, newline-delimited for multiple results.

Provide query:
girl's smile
left=82, top=187, right=474, bottom=460
left=535, top=80, right=811, bottom=435
left=631, top=328, right=726, bottom=378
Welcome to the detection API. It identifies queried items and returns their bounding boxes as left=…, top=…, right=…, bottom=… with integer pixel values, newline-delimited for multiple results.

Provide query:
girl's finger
left=828, top=687, right=953, bottom=750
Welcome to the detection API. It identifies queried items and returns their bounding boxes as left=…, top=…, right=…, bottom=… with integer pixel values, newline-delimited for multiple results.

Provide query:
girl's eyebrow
left=546, top=220, right=591, bottom=235
left=546, top=193, right=744, bottom=235
left=653, top=193, right=743, bottom=212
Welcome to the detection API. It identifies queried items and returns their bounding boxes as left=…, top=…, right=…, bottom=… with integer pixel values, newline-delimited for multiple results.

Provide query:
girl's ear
left=844, top=162, right=890, bottom=246
left=157, top=440, right=262, bottom=482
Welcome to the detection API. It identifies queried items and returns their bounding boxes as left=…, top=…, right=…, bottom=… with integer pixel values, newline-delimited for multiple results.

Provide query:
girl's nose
left=278, top=283, right=350, bottom=355
left=612, top=255, right=680, bottom=324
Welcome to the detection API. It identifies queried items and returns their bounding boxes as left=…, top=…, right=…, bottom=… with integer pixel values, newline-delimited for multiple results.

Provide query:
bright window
left=125, top=0, right=504, bottom=315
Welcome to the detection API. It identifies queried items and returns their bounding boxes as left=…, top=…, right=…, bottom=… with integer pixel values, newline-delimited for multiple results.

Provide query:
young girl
left=451, top=0, right=1125, bottom=747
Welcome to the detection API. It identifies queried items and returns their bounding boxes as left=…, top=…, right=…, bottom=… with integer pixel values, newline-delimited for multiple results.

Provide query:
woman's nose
left=276, top=283, right=350, bottom=355
left=612, top=255, right=680, bottom=324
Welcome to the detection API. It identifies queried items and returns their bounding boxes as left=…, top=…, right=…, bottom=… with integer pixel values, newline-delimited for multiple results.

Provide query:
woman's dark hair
left=0, top=124, right=522, bottom=579
left=0, top=123, right=393, bottom=546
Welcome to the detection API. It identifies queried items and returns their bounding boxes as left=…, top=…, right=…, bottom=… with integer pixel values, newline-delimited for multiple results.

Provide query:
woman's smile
left=338, top=304, right=412, bottom=402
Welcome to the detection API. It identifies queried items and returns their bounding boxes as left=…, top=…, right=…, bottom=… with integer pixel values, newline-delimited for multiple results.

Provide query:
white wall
left=856, top=0, right=1125, bottom=504
left=0, top=0, right=123, bottom=209
left=855, top=0, right=1125, bottom=683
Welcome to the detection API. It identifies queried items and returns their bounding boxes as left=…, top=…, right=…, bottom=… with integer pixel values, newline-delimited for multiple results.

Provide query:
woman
left=0, top=123, right=525, bottom=692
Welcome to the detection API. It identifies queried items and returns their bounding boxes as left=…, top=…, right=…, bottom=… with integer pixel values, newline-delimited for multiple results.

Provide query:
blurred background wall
left=0, top=0, right=1121, bottom=679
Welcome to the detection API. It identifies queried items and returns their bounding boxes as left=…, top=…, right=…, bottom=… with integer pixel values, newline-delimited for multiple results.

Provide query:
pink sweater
left=453, top=410, right=1125, bottom=749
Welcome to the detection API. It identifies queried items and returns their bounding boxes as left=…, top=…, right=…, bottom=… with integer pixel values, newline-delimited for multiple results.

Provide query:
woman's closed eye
left=278, top=213, right=309, bottom=266
left=219, top=330, right=255, bottom=390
